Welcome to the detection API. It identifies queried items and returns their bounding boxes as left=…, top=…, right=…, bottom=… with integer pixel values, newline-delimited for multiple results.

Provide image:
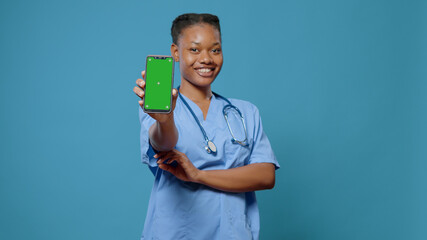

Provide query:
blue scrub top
left=139, top=93, right=280, bottom=240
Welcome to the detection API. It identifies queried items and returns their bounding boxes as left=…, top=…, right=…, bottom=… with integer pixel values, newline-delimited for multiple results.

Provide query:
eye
left=190, top=48, right=199, bottom=53
left=212, top=48, right=221, bottom=53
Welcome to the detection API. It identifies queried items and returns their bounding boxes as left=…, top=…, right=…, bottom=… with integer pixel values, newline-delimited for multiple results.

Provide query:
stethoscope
left=178, top=87, right=249, bottom=154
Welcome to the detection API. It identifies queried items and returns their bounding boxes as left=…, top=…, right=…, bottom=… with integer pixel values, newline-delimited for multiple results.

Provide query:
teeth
left=197, top=68, right=212, bottom=73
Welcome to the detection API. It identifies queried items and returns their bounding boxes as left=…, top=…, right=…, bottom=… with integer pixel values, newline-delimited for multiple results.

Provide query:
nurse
left=133, top=13, right=279, bottom=240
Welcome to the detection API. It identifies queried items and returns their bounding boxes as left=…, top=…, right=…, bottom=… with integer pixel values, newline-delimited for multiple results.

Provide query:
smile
left=196, top=68, right=213, bottom=73
left=194, top=67, right=216, bottom=77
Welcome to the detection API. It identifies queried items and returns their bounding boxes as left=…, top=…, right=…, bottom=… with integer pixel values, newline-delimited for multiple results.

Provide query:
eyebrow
left=191, top=41, right=221, bottom=46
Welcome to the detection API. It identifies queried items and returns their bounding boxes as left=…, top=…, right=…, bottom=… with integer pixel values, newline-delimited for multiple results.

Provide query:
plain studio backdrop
left=1, top=0, right=426, bottom=239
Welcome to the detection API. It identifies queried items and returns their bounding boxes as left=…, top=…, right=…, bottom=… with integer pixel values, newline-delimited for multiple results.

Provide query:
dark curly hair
left=171, top=13, right=221, bottom=45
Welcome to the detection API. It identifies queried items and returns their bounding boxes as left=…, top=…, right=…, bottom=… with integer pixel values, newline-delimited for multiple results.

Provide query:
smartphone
left=143, top=55, right=174, bottom=113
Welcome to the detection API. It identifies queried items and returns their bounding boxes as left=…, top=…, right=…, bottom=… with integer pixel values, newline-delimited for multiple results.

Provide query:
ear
left=171, top=43, right=179, bottom=62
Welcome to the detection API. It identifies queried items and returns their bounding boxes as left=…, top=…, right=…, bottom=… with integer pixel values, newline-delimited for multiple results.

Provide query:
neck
left=179, top=80, right=212, bottom=103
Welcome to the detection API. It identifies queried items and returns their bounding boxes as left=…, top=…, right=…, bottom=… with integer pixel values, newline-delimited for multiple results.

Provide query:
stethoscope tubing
left=177, top=86, right=248, bottom=153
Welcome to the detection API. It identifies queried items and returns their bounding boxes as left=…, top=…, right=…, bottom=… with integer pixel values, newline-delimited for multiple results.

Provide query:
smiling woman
left=172, top=23, right=223, bottom=91
left=133, top=13, right=279, bottom=240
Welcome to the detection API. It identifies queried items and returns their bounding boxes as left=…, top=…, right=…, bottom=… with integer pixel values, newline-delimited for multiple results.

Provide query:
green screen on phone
left=144, top=56, right=174, bottom=112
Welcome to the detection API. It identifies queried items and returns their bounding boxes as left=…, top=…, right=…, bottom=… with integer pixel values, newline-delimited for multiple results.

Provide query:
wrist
left=194, top=169, right=206, bottom=184
left=157, top=112, right=174, bottom=124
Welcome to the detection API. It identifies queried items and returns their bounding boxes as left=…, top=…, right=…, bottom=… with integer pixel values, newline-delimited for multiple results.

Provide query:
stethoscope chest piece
left=205, top=140, right=217, bottom=154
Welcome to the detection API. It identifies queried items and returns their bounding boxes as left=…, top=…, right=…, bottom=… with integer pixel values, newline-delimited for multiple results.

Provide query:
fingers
left=155, top=151, right=176, bottom=163
left=155, top=150, right=184, bottom=165
left=136, top=78, right=146, bottom=89
left=141, top=70, right=146, bottom=79
left=155, top=149, right=176, bottom=158
left=158, top=154, right=176, bottom=165
left=155, top=150, right=197, bottom=182
left=133, top=85, right=144, bottom=96
left=133, top=87, right=145, bottom=107
left=134, top=78, right=146, bottom=108
left=158, top=162, right=174, bottom=173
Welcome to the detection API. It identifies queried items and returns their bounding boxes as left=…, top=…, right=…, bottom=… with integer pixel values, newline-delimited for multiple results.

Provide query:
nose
left=198, top=50, right=213, bottom=64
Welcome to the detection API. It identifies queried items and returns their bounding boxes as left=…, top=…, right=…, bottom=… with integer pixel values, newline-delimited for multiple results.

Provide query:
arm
left=197, top=162, right=275, bottom=192
left=134, top=70, right=179, bottom=151
left=155, top=149, right=275, bottom=193
left=148, top=114, right=178, bottom=151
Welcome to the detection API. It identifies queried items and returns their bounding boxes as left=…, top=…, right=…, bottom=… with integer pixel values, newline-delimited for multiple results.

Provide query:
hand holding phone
left=134, top=56, right=178, bottom=121
left=133, top=57, right=179, bottom=151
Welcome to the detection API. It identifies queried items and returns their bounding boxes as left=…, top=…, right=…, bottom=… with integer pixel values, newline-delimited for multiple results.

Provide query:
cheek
left=180, top=54, right=196, bottom=67
left=179, top=58, right=195, bottom=75
left=215, top=55, right=224, bottom=68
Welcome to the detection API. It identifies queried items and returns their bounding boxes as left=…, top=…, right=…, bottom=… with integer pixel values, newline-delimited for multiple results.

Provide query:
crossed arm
left=155, top=150, right=276, bottom=193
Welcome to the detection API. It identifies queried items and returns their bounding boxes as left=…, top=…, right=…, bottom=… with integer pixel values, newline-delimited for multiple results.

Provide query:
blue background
left=1, top=0, right=426, bottom=239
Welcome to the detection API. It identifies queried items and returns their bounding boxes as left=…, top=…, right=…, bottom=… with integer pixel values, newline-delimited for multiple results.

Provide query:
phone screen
left=144, top=56, right=174, bottom=113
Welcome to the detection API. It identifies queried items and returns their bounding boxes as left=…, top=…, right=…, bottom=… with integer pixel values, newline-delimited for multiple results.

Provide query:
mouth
left=195, top=67, right=215, bottom=77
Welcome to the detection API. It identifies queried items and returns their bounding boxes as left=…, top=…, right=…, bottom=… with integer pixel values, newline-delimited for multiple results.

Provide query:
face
left=171, top=23, right=223, bottom=89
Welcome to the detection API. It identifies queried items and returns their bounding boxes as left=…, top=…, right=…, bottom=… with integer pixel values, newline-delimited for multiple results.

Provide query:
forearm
left=195, top=163, right=275, bottom=193
left=149, top=114, right=178, bottom=151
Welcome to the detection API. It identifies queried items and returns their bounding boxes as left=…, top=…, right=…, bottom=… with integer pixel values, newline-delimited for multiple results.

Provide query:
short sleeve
left=248, top=105, right=280, bottom=169
left=139, top=107, right=158, bottom=170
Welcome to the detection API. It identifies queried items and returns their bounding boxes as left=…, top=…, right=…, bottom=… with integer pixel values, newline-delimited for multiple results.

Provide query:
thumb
left=172, top=88, right=178, bottom=99
left=171, top=88, right=178, bottom=110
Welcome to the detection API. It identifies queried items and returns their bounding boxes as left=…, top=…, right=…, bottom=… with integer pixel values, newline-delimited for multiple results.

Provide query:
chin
left=191, top=79, right=215, bottom=88
left=182, top=73, right=216, bottom=88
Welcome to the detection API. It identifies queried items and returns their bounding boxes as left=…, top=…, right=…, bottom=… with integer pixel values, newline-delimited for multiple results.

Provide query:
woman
left=133, top=13, right=279, bottom=240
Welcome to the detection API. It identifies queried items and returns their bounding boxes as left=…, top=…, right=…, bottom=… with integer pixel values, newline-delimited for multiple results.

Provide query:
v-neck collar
left=179, top=93, right=218, bottom=123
